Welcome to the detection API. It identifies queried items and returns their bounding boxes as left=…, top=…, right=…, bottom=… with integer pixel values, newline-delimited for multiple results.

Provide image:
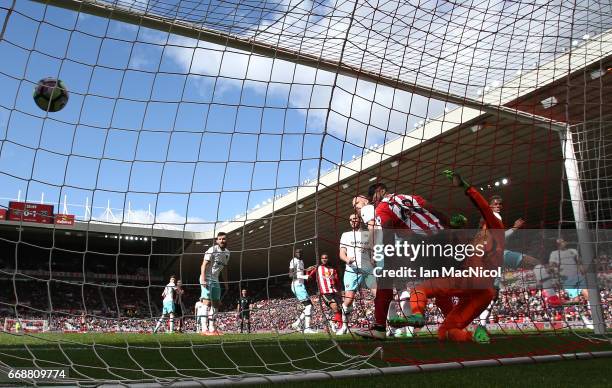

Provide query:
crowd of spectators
left=3, top=287, right=611, bottom=334
left=2, top=248, right=611, bottom=334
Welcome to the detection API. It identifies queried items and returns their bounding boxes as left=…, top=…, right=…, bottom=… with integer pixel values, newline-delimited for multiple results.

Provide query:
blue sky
left=0, top=0, right=451, bottom=230
left=0, top=0, right=606, bottom=231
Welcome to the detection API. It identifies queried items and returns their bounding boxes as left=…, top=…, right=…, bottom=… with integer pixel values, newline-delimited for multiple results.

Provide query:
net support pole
left=559, top=125, right=605, bottom=335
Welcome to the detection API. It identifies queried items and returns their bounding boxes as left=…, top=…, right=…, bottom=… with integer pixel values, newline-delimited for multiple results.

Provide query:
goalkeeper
left=392, top=170, right=504, bottom=344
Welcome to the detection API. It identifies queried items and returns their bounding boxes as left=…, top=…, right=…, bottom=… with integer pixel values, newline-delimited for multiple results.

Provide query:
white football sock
left=201, top=305, right=209, bottom=332
left=303, top=304, right=312, bottom=330
left=154, top=316, right=164, bottom=332
left=341, top=303, right=351, bottom=329
left=399, top=290, right=411, bottom=317
left=387, top=300, right=398, bottom=320
left=208, top=306, right=216, bottom=331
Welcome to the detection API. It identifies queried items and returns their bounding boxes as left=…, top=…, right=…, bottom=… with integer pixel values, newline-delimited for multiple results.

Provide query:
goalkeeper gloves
left=450, top=213, right=468, bottom=228
left=442, top=169, right=470, bottom=190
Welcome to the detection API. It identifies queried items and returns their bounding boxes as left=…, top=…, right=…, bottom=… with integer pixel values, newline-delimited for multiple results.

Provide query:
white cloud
left=91, top=207, right=210, bottom=231
left=155, top=209, right=185, bottom=224
left=102, top=0, right=611, bottom=155
left=127, top=54, right=151, bottom=70
left=164, top=36, right=421, bottom=145
left=124, top=208, right=154, bottom=224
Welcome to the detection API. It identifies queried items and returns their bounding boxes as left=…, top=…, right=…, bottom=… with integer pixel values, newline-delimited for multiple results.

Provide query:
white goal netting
left=0, top=0, right=610, bottom=385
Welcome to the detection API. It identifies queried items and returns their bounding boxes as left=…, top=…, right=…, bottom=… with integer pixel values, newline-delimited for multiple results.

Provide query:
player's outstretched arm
left=442, top=169, right=470, bottom=189
left=443, top=169, right=503, bottom=230
left=304, top=265, right=316, bottom=279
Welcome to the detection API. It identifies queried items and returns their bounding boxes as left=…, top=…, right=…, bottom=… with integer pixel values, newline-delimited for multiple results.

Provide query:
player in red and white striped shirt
left=379, top=193, right=445, bottom=235
left=306, top=254, right=343, bottom=333
left=356, top=183, right=450, bottom=340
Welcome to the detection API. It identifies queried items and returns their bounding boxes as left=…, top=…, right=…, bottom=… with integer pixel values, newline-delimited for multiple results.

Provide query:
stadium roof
left=0, top=218, right=201, bottom=240
left=199, top=30, right=612, bottom=279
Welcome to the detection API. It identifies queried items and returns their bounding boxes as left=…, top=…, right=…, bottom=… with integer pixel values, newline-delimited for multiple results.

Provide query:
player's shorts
left=564, top=276, right=586, bottom=298
left=344, top=268, right=377, bottom=291
left=162, top=301, right=175, bottom=314
left=503, top=250, right=523, bottom=269
left=201, top=280, right=221, bottom=301
left=174, top=303, right=183, bottom=317
left=321, top=293, right=341, bottom=306
left=291, top=283, right=310, bottom=302
left=240, top=311, right=250, bottom=319
left=195, top=310, right=206, bottom=323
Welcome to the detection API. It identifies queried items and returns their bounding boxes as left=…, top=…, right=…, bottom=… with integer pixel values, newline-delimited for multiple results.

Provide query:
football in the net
left=33, top=77, right=69, bottom=112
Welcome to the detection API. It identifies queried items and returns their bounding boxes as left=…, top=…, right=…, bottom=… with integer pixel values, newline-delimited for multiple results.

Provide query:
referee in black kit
left=236, top=289, right=253, bottom=333
left=174, top=280, right=185, bottom=333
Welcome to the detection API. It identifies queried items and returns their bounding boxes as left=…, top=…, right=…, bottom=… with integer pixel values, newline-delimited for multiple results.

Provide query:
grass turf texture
left=268, top=358, right=612, bottom=388
left=0, top=331, right=610, bottom=385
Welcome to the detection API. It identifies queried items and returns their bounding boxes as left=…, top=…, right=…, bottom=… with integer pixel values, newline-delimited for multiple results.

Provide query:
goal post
left=560, top=124, right=608, bottom=335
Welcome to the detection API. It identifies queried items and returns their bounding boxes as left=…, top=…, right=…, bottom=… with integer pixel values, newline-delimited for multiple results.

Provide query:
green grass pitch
left=0, top=331, right=610, bottom=386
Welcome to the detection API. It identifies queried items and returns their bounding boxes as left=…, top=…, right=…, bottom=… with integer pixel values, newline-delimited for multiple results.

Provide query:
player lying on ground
left=199, top=232, right=230, bottom=335
left=392, top=170, right=505, bottom=344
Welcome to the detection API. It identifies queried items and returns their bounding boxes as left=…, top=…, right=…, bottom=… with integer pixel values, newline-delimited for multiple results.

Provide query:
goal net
left=0, top=0, right=610, bottom=385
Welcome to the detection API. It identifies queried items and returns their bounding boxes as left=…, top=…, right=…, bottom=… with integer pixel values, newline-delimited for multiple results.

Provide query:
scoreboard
left=4, top=202, right=76, bottom=225
left=8, top=202, right=54, bottom=224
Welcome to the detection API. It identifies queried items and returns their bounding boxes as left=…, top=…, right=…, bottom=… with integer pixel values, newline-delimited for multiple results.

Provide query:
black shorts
left=240, top=312, right=250, bottom=320
left=174, top=303, right=183, bottom=317
left=321, top=293, right=341, bottom=307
